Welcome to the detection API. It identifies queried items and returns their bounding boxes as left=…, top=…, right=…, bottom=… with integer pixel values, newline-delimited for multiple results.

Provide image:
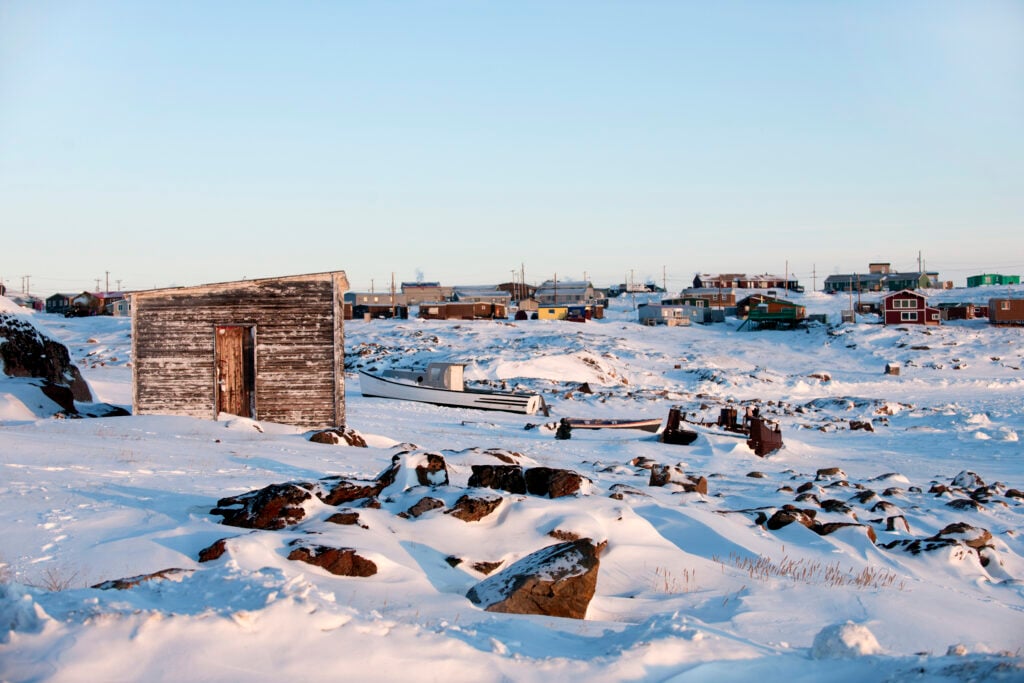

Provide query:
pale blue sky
left=2, top=1, right=1022, bottom=294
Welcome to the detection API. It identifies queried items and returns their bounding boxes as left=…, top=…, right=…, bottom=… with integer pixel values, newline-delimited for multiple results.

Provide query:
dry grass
left=27, top=566, right=82, bottom=592
left=652, top=566, right=697, bottom=593
left=714, top=552, right=906, bottom=591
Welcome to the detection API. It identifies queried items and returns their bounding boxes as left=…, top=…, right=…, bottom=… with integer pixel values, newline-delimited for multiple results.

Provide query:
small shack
left=130, top=271, right=349, bottom=428
left=989, top=298, right=1024, bottom=326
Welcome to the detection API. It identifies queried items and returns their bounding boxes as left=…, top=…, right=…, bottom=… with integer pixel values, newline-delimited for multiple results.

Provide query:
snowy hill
left=1, top=293, right=1022, bottom=682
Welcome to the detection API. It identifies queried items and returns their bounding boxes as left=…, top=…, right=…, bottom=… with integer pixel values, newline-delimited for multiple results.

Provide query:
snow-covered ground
left=2, top=289, right=1023, bottom=682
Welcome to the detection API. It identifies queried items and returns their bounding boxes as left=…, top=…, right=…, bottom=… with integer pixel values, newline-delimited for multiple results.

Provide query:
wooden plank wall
left=131, top=272, right=348, bottom=428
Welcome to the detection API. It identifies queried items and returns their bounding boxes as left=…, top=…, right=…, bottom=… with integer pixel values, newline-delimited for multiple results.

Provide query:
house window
left=893, top=298, right=916, bottom=309
left=900, top=311, right=918, bottom=321
left=1001, top=301, right=1011, bottom=311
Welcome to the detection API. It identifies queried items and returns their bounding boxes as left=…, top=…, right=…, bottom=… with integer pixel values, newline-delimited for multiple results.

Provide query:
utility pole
left=370, top=279, right=374, bottom=293
left=785, top=260, right=788, bottom=292
left=662, top=265, right=667, bottom=293
left=812, top=265, right=817, bottom=292
left=520, top=263, right=525, bottom=300
left=390, top=272, right=396, bottom=318
left=116, top=279, right=122, bottom=291
left=105, top=271, right=110, bottom=294
left=95, top=278, right=101, bottom=292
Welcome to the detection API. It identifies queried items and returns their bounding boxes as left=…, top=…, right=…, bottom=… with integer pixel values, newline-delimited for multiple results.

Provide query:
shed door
left=216, top=326, right=255, bottom=418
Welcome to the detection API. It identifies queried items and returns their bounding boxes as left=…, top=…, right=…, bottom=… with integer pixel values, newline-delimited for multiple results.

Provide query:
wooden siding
left=131, top=272, right=347, bottom=429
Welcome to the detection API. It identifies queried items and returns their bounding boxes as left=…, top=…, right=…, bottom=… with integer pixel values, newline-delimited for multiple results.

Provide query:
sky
left=2, top=1, right=1023, bottom=295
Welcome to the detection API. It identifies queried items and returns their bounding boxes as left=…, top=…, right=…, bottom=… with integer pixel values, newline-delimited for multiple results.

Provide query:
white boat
left=358, top=362, right=546, bottom=415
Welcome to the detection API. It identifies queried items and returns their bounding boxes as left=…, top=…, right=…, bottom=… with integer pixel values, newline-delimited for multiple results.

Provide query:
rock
left=211, top=482, right=313, bottom=529
left=746, top=471, right=767, bottom=478
left=0, top=313, right=93, bottom=402
left=765, top=506, right=817, bottom=531
left=946, top=498, right=983, bottom=511
left=446, top=495, right=503, bottom=522
left=316, top=477, right=383, bottom=506
left=796, top=481, right=816, bottom=493
left=287, top=543, right=377, bottom=577
left=197, top=538, right=230, bottom=562
left=794, top=492, right=820, bottom=505
left=415, top=453, right=449, bottom=487
left=935, top=522, right=993, bottom=550
left=951, top=471, right=985, bottom=489
left=820, top=499, right=853, bottom=514
left=325, top=511, right=363, bottom=526
left=466, top=539, right=603, bottom=619
left=631, top=457, right=658, bottom=470
left=472, top=560, right=503, bottom=575
left=308, top=427, right=368, bottom=447
left=886, top=515, right=911, bottom=533
left=93, top=568, right=193, bottom=590
left=525, top=467, right=585, bottom=498
left=401, top=496, right=445, bottom=518
left=849, top=420, right=874, bottom=432
left=816, top=467, right=847, bottom=481
left=468, top=465, right=526, bottom=494
left=811, top=622, right=883, bottom=659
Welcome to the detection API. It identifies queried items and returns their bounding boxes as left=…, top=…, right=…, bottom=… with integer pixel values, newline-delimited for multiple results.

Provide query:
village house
left=675, top=287, right=738, bottom=310
left=968, top=274, right=1020, bottom=287
left=882, top=289, right=941, bottom=326
left=988, top=298, right=1024, bottom=326
left=452, top=286, right=513, bottom=307
left=693, top=273, right=802, bottom=292
left=418, top=301, right=507, bottom=320
left=400, top=282, right=454, bottom=305
left=45, top=293, right=75, bottom=315
left=824, top=263, right=940, bottom=293
left=637, top=303, right=693, bottom=327
left=534, top=280, right=596, bottom=306
left=130, top=271, right=349, bottom=429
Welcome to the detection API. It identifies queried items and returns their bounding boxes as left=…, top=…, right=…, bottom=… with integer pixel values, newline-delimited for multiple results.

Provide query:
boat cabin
left=385, top=362, right=467, bottom=391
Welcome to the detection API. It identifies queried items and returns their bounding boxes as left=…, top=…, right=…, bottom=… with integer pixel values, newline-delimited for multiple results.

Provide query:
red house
left=882, top=289, right=941, bottom=326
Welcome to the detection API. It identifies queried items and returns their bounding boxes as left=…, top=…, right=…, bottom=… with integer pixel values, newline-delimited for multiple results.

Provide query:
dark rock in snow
left=466, top=539, right=603, bottom=619
left=197, top=538, right=230, bottom=562
left=525, top=467, right=585, bottom=498
left=0, top=313, right=93, bottom=402
left=211, top=482, right=313, bottom=530
left=766, top=506, right=818, bottom=531
left=308, top=427, right=368, bottom=447
left=468, top=465, right=526, bottom=494
left=401, top=496, right=445, bottom=518
left=93, top=568, right=193, bottom=590
left=415, top=453, right=449, bottom=487
left=447, top=494, right=503, bottom=522
left=287, top=543, right=377, bottom=577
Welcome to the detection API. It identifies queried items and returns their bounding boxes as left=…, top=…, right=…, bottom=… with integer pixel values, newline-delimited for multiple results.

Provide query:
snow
left=2, top=290, right=1024, bottom=682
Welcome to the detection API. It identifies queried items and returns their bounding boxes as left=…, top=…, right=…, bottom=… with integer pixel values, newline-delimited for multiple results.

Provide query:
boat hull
left=358, top=371, right=543, bottom=415
left=564, top=418, right=662, bottom=433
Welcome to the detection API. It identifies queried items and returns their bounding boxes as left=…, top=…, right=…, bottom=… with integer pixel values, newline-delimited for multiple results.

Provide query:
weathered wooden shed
left=130, top=271, right=349, bottom=428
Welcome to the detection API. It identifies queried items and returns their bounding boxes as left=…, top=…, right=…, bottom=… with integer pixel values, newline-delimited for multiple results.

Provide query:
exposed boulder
left=325, top=511, right=364, bottom=526
left=446, top=494, right=502, bottom=522
left=765, top=506, right=817, bottom=531
left=197, top=538, right=230, bottom=562
left=951, top=471, right=985, bottom=489
left=468, top=465, right=526, bottom=494
left=815, top=522, right=877, bottom=543
left=816, top=467, right=847, bottom=481
left=93, top=568, right=193, bottom=590
left=649, top=465, right=705, bottom=492
left=0, top=313, right=93, bottom=402
left=524, top=467, right=585, bottom=498
left=415, top=453, right=449, bottom=487
left=400, top=496, right=445, bottom=519
left=316, top=477, right=383, bottom=506
left=308, top=427, right=368, bottom=447
left=211, top=482, right=313, bottom=530
left=466, top=539, right=603, bottom=620
left=287, top=543, right=377, bottom=577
